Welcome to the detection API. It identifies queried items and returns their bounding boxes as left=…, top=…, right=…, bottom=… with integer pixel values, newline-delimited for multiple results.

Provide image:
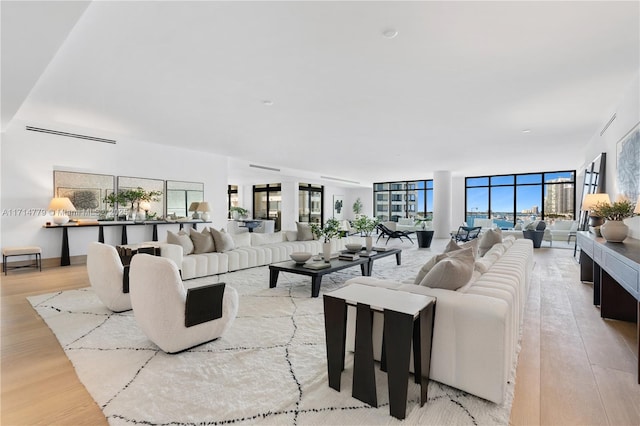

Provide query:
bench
left=2, top=246, right=42, bottom=275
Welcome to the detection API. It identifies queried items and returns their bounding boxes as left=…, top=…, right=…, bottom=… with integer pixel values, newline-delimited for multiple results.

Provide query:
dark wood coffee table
left=269, top=248, right=402, bottom=297
left=270, top=258, right=370, bottom=297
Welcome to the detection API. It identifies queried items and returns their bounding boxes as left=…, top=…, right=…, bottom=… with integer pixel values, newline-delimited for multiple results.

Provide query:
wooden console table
left=576, top=231, right=640, bottom=383
left=44, top=220, right=209, bottom=266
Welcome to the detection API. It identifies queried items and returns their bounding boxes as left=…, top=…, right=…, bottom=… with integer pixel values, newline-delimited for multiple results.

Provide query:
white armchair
left=129, top=254, right=239, bottom=353
left=87, top=242, right=131, bottom=312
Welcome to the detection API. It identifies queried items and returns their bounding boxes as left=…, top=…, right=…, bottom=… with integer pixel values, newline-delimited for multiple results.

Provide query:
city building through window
left=373, top=180, right=433, bottom=222
left=299, top=183, right=323, bottom=223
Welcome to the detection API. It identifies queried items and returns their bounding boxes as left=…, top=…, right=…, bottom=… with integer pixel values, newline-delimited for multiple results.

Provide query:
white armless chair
left=129, top=254, right=239, bottom=353
left=87, top=242, right=132, bottom=312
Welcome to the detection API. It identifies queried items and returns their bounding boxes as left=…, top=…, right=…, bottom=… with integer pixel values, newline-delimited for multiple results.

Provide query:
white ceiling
left=2, top=1, right=639, bottom=187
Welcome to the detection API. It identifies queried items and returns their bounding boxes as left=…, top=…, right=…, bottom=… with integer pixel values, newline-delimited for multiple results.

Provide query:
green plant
left=591, top=199, right=636, bottom=221
left=230, top=206, right=249, bottom=217
left=353, top=216, right=379, bottom=236
left=310, top=218, right=342, bottom=242
left=352, top=198, right=363, bottom=215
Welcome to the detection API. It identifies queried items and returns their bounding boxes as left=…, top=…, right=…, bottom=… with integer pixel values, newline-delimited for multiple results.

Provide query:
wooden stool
left=2, top=246, right=42, bottom=275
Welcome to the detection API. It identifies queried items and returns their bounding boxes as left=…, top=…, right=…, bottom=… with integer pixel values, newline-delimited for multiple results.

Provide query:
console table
left=576, top=231, right=640, bottom=383
left=44, top=220, right=209, bottom=266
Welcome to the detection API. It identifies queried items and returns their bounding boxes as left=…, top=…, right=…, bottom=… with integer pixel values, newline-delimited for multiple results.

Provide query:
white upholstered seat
left=129, top=254, right=239, bottom=353
left=87, top=242, right=131, bottom=312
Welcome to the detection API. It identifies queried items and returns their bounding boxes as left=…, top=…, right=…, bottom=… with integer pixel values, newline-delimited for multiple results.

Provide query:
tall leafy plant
left=310, top=218, right=342, bottom=242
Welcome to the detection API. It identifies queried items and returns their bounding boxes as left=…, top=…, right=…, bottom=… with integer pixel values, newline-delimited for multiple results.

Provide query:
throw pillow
left=231, top=231, right=251, bottom=248
left=413, top=247, right=474, bottom=285
left=444, top=238, right=479, bottom=258
left=285, top=230, right=298, bottom=242
left=167, top=230, right=194, bottom=255
left=189, top=227, right=215, bottom=254
left=296, top=222, right=314, bottom=241
left=478, top=228, right=503, bottom=257
left=419, top=247, right=475, bottom=290
left=210, top=228, right=235, bottom=252
left=513, top=223, right=522, bottom=230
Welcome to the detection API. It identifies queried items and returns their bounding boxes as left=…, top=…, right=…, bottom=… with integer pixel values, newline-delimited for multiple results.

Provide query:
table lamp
left=197, top=202, right=211, bottom=221
left=189, top=202, right=200, bottom=219
left=139, top=201, right=151, bottom=220
left=581, top=193, right=610, bottom=233
left=48, top=197, right=76, bottom=225
left=635, top=196, right=640, bottom=214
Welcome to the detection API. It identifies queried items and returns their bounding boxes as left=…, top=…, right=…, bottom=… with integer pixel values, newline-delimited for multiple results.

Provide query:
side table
left=323, top=284, right=436, bottom=419
left=415, top=230, right=434, bottom=248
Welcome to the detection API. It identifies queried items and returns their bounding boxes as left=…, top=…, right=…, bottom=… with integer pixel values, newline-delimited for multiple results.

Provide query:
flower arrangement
left=310, top=218, right=342, bottom=242
left=353, top=216, right=379, bottom=236
left=591, top=199, right=636, bottom=221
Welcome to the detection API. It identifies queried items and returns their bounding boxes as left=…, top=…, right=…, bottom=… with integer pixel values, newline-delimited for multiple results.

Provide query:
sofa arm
left=156, top=243, right=183, bottom=269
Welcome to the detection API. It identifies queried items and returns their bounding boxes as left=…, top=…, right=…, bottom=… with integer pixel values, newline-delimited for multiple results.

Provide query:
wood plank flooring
left=1, top=245, right=638, bottom=425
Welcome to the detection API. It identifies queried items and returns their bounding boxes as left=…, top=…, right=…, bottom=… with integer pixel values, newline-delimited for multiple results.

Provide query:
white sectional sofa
left=343, top=237, right=534, bottom=404
left=158, top=231, right=352, bottom=280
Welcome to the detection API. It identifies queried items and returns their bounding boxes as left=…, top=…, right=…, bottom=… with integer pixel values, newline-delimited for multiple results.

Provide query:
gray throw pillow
left=296, top=222, right=314, bottom=241
left=445, top=238, right=479, bottom=258
left=167, top=230, right=194, bottom=255
left=414, top=247, right=474, bottom=285
left=189, top=227, right=215, bottom=254
left=419, top=247, right=474, bottom=290
left=478, top=228, right=503, bottom=257
left=210, top=228, right=235, bottom=252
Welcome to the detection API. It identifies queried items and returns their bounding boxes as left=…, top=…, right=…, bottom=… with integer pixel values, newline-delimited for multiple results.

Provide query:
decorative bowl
left=290, top=252, right=312, bottom=264
left=345, top=243, right=363, bottom=252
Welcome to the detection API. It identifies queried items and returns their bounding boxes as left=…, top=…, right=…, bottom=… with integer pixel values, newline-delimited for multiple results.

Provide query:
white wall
left=584, top=71, right=640, bottom=238
left=0, top=120, right=228, bottom=260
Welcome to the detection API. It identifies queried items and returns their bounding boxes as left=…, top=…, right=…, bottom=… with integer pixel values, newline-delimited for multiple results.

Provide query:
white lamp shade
left=139, top=201, right=151, bottom=211
left=188, top=202, right=200, bottom=212
left=48, top=197, right=76, bottom=225
left=581, top=193, right=610, bottom=211
left=634, top=196, right=640, bottom=214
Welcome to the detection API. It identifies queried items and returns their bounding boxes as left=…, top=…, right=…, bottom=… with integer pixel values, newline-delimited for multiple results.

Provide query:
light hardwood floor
left=1, top=246, right=638, bottom=425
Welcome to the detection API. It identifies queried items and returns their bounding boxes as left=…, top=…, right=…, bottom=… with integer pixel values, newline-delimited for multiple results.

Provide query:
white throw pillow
left=231, top=231, right=251, bottom=248
left=189, top=227, right=215, bottom=254
left=445, top=238, right=479, bottom=258
left=296, top=222, right=314, bottom=241
left=478, top=228, right=503, bottom=257
left=167, top=230, right=194, bottom=255
left=414, top=247, right=474, bottom=285
left=284, top=230, right=298, bottom=242
left=419, top=247, right=475, bottom=290
left=210, top=228, right=235, bottom=252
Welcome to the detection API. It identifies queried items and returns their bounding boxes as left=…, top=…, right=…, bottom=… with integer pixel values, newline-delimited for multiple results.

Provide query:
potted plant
left=591, top=198, right=637, bottom=242
left=230, top=206, right=249, bottom=220
left=353, top=216, right=379, bottom=251
left=310, top=218, right=342, bottom=262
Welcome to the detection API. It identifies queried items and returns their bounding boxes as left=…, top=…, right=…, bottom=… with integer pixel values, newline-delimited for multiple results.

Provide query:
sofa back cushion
left=418, top=247, right=474, bottom=290
left=231, top=231, right=251, bottom=248
left=167, top=230, right=194, bottom=255
left=251, top=232, right=285, bottom=246
left=189, top=228, right=215, bottom=254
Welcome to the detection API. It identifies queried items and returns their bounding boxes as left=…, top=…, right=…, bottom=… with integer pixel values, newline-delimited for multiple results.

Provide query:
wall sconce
left=189, top=202, right=200, bottom=219
left=196, top=202, right=211, bottom=221
left=48, top=197, right=76, bottom=225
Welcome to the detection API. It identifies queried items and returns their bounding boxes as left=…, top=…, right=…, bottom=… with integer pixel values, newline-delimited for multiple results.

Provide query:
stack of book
left=304, top=262, right=331, bottom=270
left=339, top=252, right=360, bottom=261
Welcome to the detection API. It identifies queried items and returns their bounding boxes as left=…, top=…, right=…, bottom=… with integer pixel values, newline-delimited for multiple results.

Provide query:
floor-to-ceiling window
left=298, top=183, right=323, bottom=223
left=253, top=183, right=281, bottom=231
left=373, top=180, right=433, bottom=222
left=465, top=170, right=575, bottom=227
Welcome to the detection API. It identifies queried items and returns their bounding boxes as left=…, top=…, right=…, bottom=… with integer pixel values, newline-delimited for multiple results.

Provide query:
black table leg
left=417, top=303, right=435, bottom=406
left=395, top=251, right=402, bottom=265
left=269, top=269, right=279, bottom=288
left=152, top=224, right=158, bottom=241
left=61, top=227, right=70, bottom=266
left=353, top=303, right=377, bottom=407
left=311, top=276, right=323, bottom=297
left=323, top=295, right=347, bottom=391
left=360, top=263, right=369, bottom=276
left=121, top=225, right=128, bottom=245
left=383, top=309, right=414, bottom=420
left=98, top=225, right=105, bottom=243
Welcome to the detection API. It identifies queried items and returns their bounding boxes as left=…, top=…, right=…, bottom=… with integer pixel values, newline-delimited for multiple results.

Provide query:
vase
left=600, top=220, right=628, bottom=243
left=323, top=241, right=332, bottom=263
left=365, top=236, right=373, bottom=252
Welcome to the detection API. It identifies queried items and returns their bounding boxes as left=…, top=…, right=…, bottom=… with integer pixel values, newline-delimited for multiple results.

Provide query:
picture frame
left=616, top=121, right=640, bottom=202
left=333, top=195, right=344, bottom=220
left=53, top=170, right=115, bottom=219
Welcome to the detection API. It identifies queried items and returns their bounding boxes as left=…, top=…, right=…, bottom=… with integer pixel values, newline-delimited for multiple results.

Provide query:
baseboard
left=3, top=255, right=87, bottom=271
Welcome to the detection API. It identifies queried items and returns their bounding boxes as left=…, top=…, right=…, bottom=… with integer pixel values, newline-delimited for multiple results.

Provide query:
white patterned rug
left=28, top=242, right=516, bottom=425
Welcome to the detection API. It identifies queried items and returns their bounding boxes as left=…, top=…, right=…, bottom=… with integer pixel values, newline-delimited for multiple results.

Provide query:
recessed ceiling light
left=382, top=28, right=398, bottom=39
left=522, top=129, right=532, bottom=133
left=262, top=100, right=273, bottom=106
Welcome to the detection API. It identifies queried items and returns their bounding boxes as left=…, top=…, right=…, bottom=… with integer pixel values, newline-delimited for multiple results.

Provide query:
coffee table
left=269, top=258, right=370, bottom=297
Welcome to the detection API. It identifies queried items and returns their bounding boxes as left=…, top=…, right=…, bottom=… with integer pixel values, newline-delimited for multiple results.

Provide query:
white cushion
left=296, top=222, right=314, bottom=241
left=167, top=230, right=194, bottom=255
left=478, top=228, right=502, bottom=256
left=419, top=247, right=475, bottom=290
left=231, top=231, right=251, bottom=248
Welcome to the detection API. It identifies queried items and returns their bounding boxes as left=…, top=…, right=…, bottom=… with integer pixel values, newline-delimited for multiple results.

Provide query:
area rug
left=28, top=246, right=516, bottom=425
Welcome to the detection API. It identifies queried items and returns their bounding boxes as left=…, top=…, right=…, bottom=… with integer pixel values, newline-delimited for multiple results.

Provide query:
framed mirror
left=53, top=170, right=115, bottom=219
left=577, top=153, right=606, bottom=231
left=166, top=180, right=204, bottom=218
left=117, top=176, right=165, bottom=219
